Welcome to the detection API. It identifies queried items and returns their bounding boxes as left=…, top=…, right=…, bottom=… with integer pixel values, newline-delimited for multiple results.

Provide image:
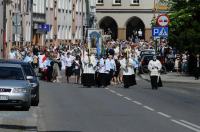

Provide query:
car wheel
left=141, top=65, right=149, bottom=74
left=32, top=100, right=39, bottom=106
left=161, top=66, right=167, bottom=74
left=32, top=90, right=39, bottom=106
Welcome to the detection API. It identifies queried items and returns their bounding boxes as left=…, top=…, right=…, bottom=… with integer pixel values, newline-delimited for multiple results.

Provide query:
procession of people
left=7, top=38, right=200, bottom=89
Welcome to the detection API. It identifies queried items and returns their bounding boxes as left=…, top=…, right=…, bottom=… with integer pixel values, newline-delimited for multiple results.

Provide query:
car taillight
left=142, top=60, right=145, bottom=65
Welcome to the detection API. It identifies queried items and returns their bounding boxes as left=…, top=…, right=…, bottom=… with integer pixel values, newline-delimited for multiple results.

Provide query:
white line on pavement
left=105, top=88, right=109, bottom=90
left=132, top=101, right=142, bottom=105
left=116, top=93, right=123, bottom=97
left=124, top=97, right=132, bottom=101
left=143, top=106, right=155, bottom=111
left=0, top=117, right=3, bottom=125
left=109, top=90, right=116, bottom=93
left=171, top=119, right=200, bottom=132
left=157, top=112, right=171, bottom=118
left=180, top=120, right=200, bottom=129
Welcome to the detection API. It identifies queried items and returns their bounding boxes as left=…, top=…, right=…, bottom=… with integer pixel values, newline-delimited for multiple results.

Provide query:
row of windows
left=97, top=0, right=139, bottom=5
left=46, top=26, right=82, bottom=40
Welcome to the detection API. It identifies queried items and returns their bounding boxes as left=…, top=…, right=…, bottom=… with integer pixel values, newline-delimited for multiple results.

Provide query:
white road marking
left=0, top=117, right=3, bottom=124
left=171, top=119, right=200, bottom=132
left=116, top=93, right=123, bottom=97
left=124, top=97, right=132, bottom=101
left=109, top=90, right=116, bottom=93
left=180, top=120, right=200, bottom=129
left=105, top=88, right=109, bottom=90
left=143, top=106, right=155, bottom=111
left=157, top=112, right=171, bottom=118
left=132, top=101, right=142, bottom=105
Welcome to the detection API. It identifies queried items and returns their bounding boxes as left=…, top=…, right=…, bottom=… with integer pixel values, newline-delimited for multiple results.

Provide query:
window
left=131, top=0, right=139, bottom=5
left=46, top=0, right=49, bottom=7
left=113, top=0, right=121, bottom=5
left=96, top=0, right=103, bottom=4
left=49, top=0, right=54, bottom=8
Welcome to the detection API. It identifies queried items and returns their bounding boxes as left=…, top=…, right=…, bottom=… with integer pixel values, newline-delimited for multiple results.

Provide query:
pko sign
left=152, top=27, right=168, bottom=37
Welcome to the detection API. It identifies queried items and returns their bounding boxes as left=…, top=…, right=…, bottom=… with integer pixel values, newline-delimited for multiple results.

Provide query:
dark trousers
left=99, top=73, right=110, bottom=87
left=194, top=67, right=200, bottom=79
left=150, top=76, right=158, bottom=89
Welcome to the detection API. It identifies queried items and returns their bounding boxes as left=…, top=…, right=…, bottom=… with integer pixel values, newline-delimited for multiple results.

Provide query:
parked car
left=0, top=60, right=39, bottom=106
left=139, top=49, right=155, bottom=59
left=0, top=63, right=32, bottom=110
left=139, top=54, right=166, bottom=74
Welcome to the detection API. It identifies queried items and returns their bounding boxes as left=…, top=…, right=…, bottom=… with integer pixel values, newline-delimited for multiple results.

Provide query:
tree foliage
left=168, top=0, right=200, bottom=53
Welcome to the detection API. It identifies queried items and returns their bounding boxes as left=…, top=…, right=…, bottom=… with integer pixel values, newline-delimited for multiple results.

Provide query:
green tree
left=168, top=0, right=200, bottom=53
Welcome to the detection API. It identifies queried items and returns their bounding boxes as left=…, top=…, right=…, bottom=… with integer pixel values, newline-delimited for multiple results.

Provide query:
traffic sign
left=157, top=14, right=170, bottom=27
left=38, top=24, right=50, bottom=32
left=152, top=27, right=168, bottom=37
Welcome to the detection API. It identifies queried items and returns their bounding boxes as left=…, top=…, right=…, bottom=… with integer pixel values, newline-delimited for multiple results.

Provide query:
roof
left=0, top=59, right=29, bottom=65
left=0, top=63, right=22, bottom=68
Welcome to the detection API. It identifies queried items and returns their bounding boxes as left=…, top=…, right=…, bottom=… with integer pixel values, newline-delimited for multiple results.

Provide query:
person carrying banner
left=81, top=52, right=97, bottom=87
left=121, top=53, right=136, bottom=88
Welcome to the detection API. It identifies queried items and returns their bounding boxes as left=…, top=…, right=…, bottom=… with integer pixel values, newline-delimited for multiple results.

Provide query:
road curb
left=139, top=74, right=200, bottom=84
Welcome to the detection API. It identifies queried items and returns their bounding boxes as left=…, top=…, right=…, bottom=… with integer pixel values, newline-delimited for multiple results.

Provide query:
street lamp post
left=3, top=0, right=7, bottom=58
left=81, top=0, right=84, bottom=44
left=89, top=0, right=97, bottom=29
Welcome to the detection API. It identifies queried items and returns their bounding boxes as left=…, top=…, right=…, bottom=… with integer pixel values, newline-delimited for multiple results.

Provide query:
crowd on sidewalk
left=6, top=38, right=200, bottom=88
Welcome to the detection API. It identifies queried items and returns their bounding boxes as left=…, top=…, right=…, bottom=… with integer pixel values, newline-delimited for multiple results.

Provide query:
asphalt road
left=0, top=77, right=200, bottom=132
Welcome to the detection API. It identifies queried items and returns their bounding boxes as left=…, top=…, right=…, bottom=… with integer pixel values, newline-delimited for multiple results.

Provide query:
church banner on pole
left=87, top=29, right=103, bottom=57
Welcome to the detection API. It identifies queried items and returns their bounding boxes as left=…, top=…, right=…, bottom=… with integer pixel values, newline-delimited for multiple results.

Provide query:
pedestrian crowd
left=7, top=38, right=200, bottom=89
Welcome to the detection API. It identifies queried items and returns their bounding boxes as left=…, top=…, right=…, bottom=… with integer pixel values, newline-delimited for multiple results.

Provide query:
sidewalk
left=140, top=72, right=200, bottom=84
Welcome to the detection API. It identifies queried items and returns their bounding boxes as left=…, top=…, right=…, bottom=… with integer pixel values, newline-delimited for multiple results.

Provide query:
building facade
left=0, top=0, right=4, bottom=58
left=32, top=0, right=46, bottom=45
left=96, top=0, right=156, bottom=41
left=3, top=0, right=32, bottom=58
left=45, top=0, right=86, bottom=46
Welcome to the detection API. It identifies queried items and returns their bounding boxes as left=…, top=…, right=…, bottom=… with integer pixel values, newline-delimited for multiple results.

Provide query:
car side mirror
left=27, top=76, right=34, bottom=80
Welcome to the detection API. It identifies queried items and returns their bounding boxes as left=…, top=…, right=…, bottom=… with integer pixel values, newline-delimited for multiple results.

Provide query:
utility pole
left=81, top=0, right=84, bottom=44
left=153, top=0, right=158, bottom=54
left=3, top=0, right=7, bottom=58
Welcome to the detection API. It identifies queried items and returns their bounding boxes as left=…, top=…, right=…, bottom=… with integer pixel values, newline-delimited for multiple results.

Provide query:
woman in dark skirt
left=81, top=73, right=95, bottom=87
left=123, top=74, right=136, bottom=88
left=73, top=55, right=82, bottom=84
left=114, top=58, right=121, bottom=84
left=65, top=52, right=74, bottom=83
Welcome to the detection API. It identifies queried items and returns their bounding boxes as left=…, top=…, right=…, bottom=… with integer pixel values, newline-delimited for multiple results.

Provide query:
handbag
left=158, top=76, right=163, bottom=87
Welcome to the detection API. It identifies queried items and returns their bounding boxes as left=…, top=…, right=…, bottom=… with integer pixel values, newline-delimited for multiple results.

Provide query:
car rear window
left=0, top=67, right=25, bottom=80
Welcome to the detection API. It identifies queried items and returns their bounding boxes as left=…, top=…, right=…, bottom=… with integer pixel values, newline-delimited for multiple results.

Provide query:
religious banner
left=88, top=29, right=103, bottom=57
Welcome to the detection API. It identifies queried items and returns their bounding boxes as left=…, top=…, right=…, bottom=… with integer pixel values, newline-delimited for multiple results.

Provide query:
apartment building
left=32, top=0, right=46, bottom=45
left=96, top=0, right=158, bottom=41
left=2, top=0, right=32, bottom=58
left=45, top=0, right=86, bottom=46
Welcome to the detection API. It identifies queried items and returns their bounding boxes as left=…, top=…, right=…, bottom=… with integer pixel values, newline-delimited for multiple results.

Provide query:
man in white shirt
left=8, top=48, right=17, bottom=59
left=81, top=53, right=97, bottom=87
left=121, top=56, right=136, bottom=88
left=98, top=56, right=111, bottom=88
left=23, top=52, right=33, bottom=63
left=148, top=55, right=162, bottom=90
left=108, top=55, right=116, bottom=84
left=65, top=52, right=74, bottom=83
